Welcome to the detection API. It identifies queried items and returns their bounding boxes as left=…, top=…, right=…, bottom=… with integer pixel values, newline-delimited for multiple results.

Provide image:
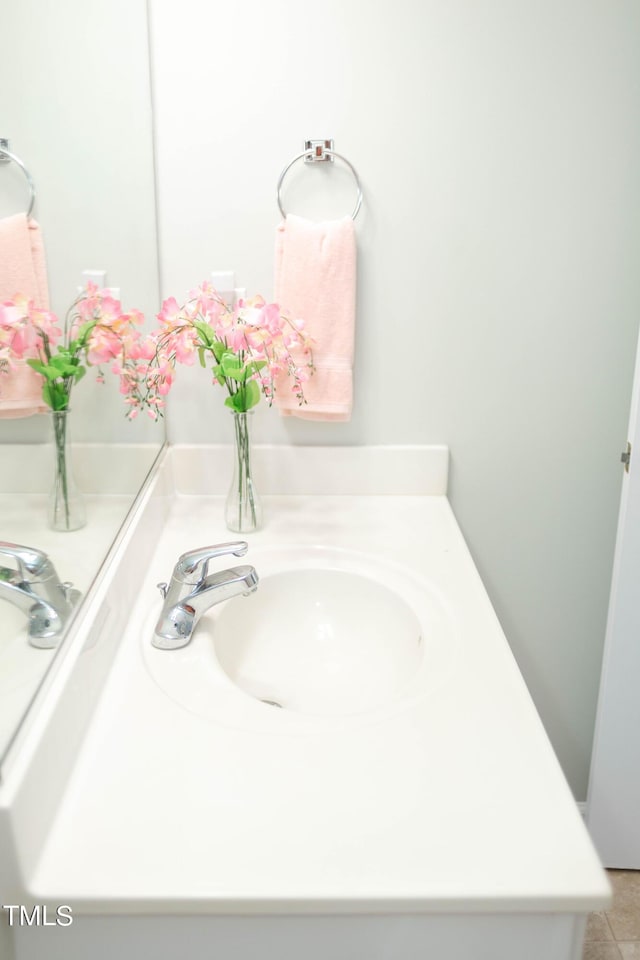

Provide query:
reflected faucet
left=0, top=541, right=82, bottom=648
left=153, top=541, right=259, bottom=650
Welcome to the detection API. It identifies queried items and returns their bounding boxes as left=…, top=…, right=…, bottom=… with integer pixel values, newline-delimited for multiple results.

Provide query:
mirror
left=0, top=0, right=163, bottom=767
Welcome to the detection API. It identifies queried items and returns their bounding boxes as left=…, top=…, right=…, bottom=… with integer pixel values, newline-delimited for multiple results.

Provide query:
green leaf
left=220, top=350, right=238, bottom=364
left=220, top=351, right=246, bottom=382
left=49, top=358, right=79, bottom=378
left=225, top=393, right=246, bottom=411
left=49, top=353, right=71, bottom=368
left=211, top=339, right=225, bottom=363
left=198, top=347, right=207, bottom=368
left=75, top=320, right=95, bottom=344
left=245, top=360, right=267, bottom=377
left=244, top=379, right=260, bottom=409
left=42, top=381, right=68, bottom=411
left=227, top=389, right=246, bottom=412
left=193, top=321, right=215, bottom=347
left=212, top=364, right=226, bottom=385
left=225, top=380, right=261, bottom=412
left=26, top=359, right=50, bottom=377
left=26, top=360, right=60, bottom=382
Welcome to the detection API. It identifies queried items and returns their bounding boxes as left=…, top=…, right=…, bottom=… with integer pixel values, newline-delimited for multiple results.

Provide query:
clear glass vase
left=49, top=409, right=86, bottom=532
left=225, top=411, right=262, bottom=533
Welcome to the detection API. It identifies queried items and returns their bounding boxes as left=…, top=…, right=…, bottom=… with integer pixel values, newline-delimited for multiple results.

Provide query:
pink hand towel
left=0, top=213, right=50, bottom=418
left=274, top=214, right=356, bottom=421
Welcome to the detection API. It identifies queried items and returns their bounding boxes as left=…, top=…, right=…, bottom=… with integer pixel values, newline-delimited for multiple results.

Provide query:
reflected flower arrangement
left=0, top=283, right=145, bottom=411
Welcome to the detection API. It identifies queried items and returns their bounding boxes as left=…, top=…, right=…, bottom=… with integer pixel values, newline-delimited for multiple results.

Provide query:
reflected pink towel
left=274, top=214, right=356, bottom=421
left=0, top=213, right=50, bottom=418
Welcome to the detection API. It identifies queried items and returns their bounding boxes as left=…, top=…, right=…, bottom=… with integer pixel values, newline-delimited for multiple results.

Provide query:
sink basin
left=142, top=546, right=456, bottom=730
left=213, top=568, right=423, bottom=715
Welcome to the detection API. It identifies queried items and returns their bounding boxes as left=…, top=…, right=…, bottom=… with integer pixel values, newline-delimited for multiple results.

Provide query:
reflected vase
left=225, top=411, right=262, bottom=533
left=49, top=409, right=86, bottom=532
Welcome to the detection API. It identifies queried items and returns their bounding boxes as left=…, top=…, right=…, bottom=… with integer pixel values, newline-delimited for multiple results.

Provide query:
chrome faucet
left=0, top=540, right=81, bottom=648
left=153, top=541, right=259, bottom=650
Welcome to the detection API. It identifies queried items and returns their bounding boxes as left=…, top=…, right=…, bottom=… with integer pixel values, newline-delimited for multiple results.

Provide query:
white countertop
left=26, top=490, right=609, bottom=915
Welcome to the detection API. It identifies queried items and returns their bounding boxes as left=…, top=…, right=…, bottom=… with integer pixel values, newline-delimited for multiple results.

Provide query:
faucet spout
left=153, top=545, right=259, bottom=650
left=185, top=564, right=259, bottom=616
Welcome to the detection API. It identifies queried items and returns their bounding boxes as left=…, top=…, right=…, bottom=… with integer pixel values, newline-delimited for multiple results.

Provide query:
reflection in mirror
left=0, top=0, right=163, bottom=769
left=0, top=540, right=81, bottom=753
left=0, top=541, right=80, bottom=649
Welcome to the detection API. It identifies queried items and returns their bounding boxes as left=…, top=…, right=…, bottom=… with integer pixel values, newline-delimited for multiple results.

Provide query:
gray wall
left=149, top=0, right=640, bottom=799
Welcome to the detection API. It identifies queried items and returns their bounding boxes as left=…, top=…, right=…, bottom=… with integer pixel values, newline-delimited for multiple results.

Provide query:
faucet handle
left=173, top=542, right=249, bottom=583
left=0, top=540, right=54, bottom=582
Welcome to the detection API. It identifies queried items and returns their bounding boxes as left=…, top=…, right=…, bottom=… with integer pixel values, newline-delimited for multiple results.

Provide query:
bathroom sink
left=142, top=546, right=456, bottom=729
left=212, top=568, right=423, bottom=715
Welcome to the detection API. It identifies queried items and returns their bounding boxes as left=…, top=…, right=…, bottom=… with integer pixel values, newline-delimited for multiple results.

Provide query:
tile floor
left=583, top=871, right=640, bottom=959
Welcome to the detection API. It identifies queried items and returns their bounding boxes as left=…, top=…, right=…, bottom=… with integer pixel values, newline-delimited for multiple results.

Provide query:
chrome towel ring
left=277, top=139, right=362, bottom=221
left=0, top=139, right=36, bottom=219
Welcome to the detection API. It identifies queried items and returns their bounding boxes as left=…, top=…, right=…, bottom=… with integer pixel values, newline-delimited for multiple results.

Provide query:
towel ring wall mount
left=277, top=139, right=362, bottom=221
left=0, top=139, right=36, bottom=219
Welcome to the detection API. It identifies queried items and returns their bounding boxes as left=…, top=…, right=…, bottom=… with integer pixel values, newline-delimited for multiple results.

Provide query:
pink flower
left=168, top=327, right=198, bottom=365
left=225, top=324, right=248, bottom=353
left=244, top=326, right=269, bottom=352
left=0, top=297, right=61, bottom=359
left=260, top=302, right=285, bottom=336
left=158, top=297, right=182, bottom=327
left=87, top=327, right=122, bottom=365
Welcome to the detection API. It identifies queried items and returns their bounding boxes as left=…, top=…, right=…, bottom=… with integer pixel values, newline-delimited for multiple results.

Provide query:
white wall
left=0, top=0, right=160, bottom=444
left=148, top=0, right=640, bottom=799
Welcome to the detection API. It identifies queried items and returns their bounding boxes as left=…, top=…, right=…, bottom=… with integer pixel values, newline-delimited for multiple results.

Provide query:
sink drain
left=260, top=698, right=283, bottom=708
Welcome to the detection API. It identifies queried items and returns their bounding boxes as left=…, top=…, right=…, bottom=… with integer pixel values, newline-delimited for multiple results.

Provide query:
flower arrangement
left=121, top=281, right=313, bottom=420
left=0, top=284, right=145, bottom=411
left=121, top=281, right=314, bottom=532
left=0, top=284, right=145, bottom=530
